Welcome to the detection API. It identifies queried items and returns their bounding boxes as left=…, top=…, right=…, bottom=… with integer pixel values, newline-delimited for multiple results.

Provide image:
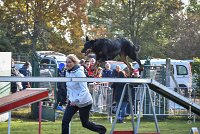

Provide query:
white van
left=133, top=58, right=192, bottom=97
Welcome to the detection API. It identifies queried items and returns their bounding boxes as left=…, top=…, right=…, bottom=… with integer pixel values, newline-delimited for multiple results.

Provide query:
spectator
left=84, top=60, right=90, bottom=77
left=84, top=60, right=90, bottom=69
left=133, top=69, right=140, bottom=78
left=87, top=58, right=96, bottom=77
left=80, top=59, right=85, bottom=66
left=57, top=62, right=67, bottom=110
left=111, top=65, right=128, bottom=123
left=102, top=63, right=112, bottom=77
left=80, top=59, right=89, bottom=77
left=62, top=54, right=106, bottom=134
left=123, top=67, right=139, bottom=115
left=11, top=59, right=23, bottom=93
left=94, top=67, right=103, bottom=78
left=19, top=61, right=31, bottom=90
left=89, top=58, right=96, bottom=66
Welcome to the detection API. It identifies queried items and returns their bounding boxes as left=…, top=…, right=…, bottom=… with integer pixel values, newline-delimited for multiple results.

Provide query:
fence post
left=166, top=58, right=171, bottom=87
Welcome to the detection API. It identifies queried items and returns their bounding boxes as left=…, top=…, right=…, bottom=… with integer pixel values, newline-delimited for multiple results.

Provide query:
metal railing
left=88, top=82, right=112, bottom=113
left=87, top=82, right=199, bottom=117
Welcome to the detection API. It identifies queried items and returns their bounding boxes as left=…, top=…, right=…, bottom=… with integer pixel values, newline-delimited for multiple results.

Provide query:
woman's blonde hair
left=66, top=54, right=80, bottom=65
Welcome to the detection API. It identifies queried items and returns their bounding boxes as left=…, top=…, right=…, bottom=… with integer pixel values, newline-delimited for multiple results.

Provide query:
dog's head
left=81, top=36, right=95, bottom=56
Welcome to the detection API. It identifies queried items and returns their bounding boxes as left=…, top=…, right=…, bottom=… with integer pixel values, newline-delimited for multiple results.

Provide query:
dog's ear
left=86, top=36, right=89, bottom=42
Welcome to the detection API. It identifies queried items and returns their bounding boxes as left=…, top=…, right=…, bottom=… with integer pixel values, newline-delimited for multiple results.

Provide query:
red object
left=133, top=69, right=139, bottom=73
left=0, top=89, right=48, bottom=114
left=113, top=131, right=133, bottom=134
left=38, top=101, right=42, bottom=134
left=137, top=133, right=160, bottom=134
left=113, top=131, right=160, bottom=134
left=87, top=65, right=95, bottom=77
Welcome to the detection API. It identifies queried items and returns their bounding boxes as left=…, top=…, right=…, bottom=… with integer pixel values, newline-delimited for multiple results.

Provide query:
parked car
left=35, top=51, right=67, bottom=98
left=133, top=58, right=193, bottom=97
left=105, top=60, right=127, bottom=70
left=36, top=51, right=67, bottom=69
left=14, top=61, right=25, bottom=70
left=14, top=61, right=32, bottom=74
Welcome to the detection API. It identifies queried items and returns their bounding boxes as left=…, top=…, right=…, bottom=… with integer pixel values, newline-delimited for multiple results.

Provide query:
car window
left=109, top=62, right=127, bottom=70
left=51, top=60, right=56, bottom=65
left=176, top=65, right=188, bottom=75
left=40, top=59, right=50, bottom=64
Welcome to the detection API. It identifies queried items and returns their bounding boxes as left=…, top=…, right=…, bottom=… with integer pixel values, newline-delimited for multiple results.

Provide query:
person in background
left=80, top=59, right=89, bottom=77
left=11, top=59, right=23, bottom=93
left=94, top=67, right=103, bottom=78
left=133, top=69, right=140, bottom=78
left=80, top=59, right=85, bottom=66
left=111, top=65, right=128, bottom=123
left=57, top=62, right=67, bottom=110
left=102, top=63, right=112, bottom=78
left=62, top=54, right=106, bottom=134
left=102, top=62, right=113, bottom=87
left=87, top=58, right=96, bottom=77
left=84, top=60, right=90, bottom=77
left=123, top=67, right=138, bottom=116
left=19, top=61, right=31, bottom=90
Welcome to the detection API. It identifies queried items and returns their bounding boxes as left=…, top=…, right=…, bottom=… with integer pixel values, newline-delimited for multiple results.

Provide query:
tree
left=0, top=24, right=13, bottom=51
left=87, top=0, right=184, bottom=59
left=0, top=0, right=89, bottom=57
left=165, top=1, right=200, bottom=59
left=191, top=58, right=200, bottom=92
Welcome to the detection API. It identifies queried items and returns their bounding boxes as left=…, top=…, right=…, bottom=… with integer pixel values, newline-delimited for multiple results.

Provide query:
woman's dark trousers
left=62, top=103, right=106, bottom=134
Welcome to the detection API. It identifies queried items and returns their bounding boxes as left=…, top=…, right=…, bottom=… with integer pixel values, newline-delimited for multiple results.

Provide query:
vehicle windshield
left=109, top=62, right=127, bottom=70
left=176, top=65, right=188, bottom=75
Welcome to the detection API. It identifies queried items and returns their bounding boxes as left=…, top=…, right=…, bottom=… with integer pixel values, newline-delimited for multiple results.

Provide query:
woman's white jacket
left=66, top=65, right=93, bottom=107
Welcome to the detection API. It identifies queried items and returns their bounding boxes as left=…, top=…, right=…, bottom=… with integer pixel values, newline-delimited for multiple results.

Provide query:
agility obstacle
left=110, top=83, right=160, bottom=134
left=0, top=88, right=49, bottom=134
left=113, top=132, right=160, bottom=134
left=0, top=77, right=200, bottom=134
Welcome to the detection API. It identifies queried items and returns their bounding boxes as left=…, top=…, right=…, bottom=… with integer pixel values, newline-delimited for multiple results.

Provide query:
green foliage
left=0, top=25, right=14, bottom=51
left=164, top=1, right=200, bottom=59
left=87, top=0, right=184, bottom=59
left=1, top=116, right=200, bottom=134
left=0, top=0, right=88, bottom=55
left=0, top=38, right=12, bottom=51
left=0, top=0, right=200, bottom=60
left=191, top=58, right=200, bottom=89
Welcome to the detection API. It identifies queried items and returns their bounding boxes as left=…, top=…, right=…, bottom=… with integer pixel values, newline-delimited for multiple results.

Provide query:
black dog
left=81, top=36, right=143, bottom=75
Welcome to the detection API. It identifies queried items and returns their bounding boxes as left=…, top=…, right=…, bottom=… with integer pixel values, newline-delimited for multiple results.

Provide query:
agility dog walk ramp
left=148, top=80, right=200, bottom=116
left=0, top=88, right=49, bottom=114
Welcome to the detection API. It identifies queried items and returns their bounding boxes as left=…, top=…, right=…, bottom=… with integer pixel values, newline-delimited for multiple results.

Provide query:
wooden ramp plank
left=0, top=89, right=49, bottom=114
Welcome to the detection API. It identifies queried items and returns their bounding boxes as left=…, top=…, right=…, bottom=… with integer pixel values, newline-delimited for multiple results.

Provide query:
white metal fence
left=87, top=82, right=199, bottom=117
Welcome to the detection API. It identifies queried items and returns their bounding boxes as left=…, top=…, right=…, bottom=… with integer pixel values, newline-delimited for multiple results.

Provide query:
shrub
left=191, top=58, right=200, bottom=95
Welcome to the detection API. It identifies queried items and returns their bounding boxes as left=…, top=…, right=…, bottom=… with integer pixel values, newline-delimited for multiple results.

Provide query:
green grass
left=0, top=108, right=199, bottom=134
left=1, top=117, right=200, bottom=134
